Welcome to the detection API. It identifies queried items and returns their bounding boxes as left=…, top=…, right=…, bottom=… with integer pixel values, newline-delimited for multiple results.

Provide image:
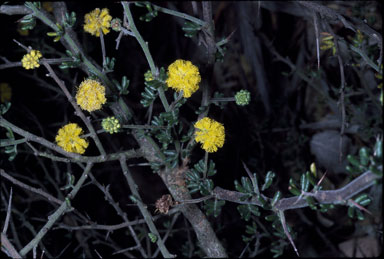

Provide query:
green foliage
left=237, top=204, right=260, bottom=221
left=203, top=199, right=225, bottom=217
left=140, top=67, right=167, bottom=107
left=148, top=233, right=158, bottom=243
left=347, top=193, right=371, bottom=220
left=182, top=21, right=202, bottom=38
left=261, top=171, right=275, bottom=191
left=103, top=57, right=116, bottom=73
left=19, top=13, right=36, bottom=31
left=211, top=92, right=227, bottom=109
left=2, top=127, right=18, bottom=161
left=63, top=11, right=76, bottom=28
left=346, top=138, right=383, bottom=176
left=0, top=102, right=11, bottom=115
left=242, top=221, right=258, bottom=242
left=112, top=76, right=130, bottom=96
left=59, top=50, right=81, bottom=69
left=135, top=2, right=158, bottom=22
left=186, top=159, right=217, bottom=195
left=151, top=110, right=179, bottom=149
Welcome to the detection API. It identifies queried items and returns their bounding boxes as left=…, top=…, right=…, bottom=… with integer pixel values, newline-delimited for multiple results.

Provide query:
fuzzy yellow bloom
left=194, top=117, right=225, bottom=153
left=0, top=83, right=12, bottom=103
left=55, top=123, right=89, bottom=154
left=21, top=50, right=42, bottom=70
left=166, top=59, right=201, bottom=98
left=84, top=8, right=112, bottom=37
left=76, top=79, right=107, bottom=112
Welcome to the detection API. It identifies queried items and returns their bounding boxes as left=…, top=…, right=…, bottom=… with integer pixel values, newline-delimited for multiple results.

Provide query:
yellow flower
left=21, top=50, right=42, bottom=70
left=194, top=117, right=225, bottom=153
left=76, top=79, right=107, bottom=112
left=0, top=83, right=12, bottom=103
left=166, top=59, right=201, bottom=98
left=55, top=123, right=89, bottom=154
left=84, top=8, right=112, bottom=37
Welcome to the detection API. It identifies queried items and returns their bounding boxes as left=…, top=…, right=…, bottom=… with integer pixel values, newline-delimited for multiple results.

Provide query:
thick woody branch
left=0, top=5, right=31, bottom=15
left=213, top=171, right=380, bottom=211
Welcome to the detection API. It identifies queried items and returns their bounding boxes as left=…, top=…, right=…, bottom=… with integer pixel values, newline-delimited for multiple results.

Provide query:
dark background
left=1, top=1, right=382, bottom=257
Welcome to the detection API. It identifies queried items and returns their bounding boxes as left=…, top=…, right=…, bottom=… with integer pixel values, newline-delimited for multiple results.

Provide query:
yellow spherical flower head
left=84, top=8, right=112, bottom=37
left=55, top=123, right=89, bottom=154
left=76, top=79, right=107, bottom=112
left=166, top=59, right=201, bottom=98
left=21, top=50, right=42, bottom=70
left=194, top=117, right=225, bottom=153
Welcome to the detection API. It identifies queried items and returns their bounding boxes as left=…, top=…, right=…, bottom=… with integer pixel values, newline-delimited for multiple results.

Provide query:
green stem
left=122, top=2, right=170, bottom=112
left=99, top=29, right=107, bottom=69
left=210, top=97, right=236, bottom=102
left=119, top=157, right=174, bottom=258
left=151, top=3, right=206, bottom=26
left=203, top=151, right=209, bottom=179
left=19, top=162, right=94, bottom=256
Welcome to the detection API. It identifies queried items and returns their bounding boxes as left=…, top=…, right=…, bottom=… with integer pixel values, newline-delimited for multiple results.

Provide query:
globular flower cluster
left=102, top=116, right=121, bottom=134
left=166, top=59, right=201, bottom=98
left=144, top=70, right=154, bottom=82
left=84, top=8, right=112, bottom=37
left=55, top=123, right=89, bottom=154
left=235, top=90, right=251, bottom=106
left=76, top=79, right=106, bottom=112
left=21, top=50, right=42, bottom=70
left=194, top=117, right=225, bottom=153
left=110, top=18, right=122, bottom=32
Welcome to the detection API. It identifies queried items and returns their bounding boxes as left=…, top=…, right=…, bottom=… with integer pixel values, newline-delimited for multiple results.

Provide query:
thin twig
left=41, top=61, right=106, bottom=157
left=2, top=187, right=13, bottom=234
left=122, top=2, right=170, bottom=112
left=0, top=115, right=142, bottom=163
left=1, top=232, right=22, bottom=259
left=1, top=169, right=62, bottom=205
left=278, top=210, right=299, bottom=256
left=119, top=157, right=175, bottom=258
left=325, top=23, right=347, bottom=163
left=99, top=29, right=106, bottom=69
left=19, top=163, right=94, bottom=257
left=88, top=173, right=148, bottom=257
left=313, top=12, right=320, bottom=70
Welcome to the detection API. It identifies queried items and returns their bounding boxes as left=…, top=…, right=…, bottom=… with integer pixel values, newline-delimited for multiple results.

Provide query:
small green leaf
left=300, top=173, right=309, bottom=192
left=262, top=171, right=275, bottom=191
left=265, top=214, right=278, bottom=222
left=148, top=233, right=157, bottom=243
left=271, top=191, right=282, bottom=207
left=359, top=147, right=370, bottom=166
left=356, top=209, right=365, bottom=220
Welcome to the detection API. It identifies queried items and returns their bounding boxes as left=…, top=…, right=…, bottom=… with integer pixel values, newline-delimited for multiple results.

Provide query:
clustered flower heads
left=235, top=90, right=251, bottom=106
left=55, top=123, right=89, bottom=154
left=194, top=117, right=225, bottom=153
left=84, top=8, right=112, bottom=37
left=102, top=116, right=121, bottom=134
left=166, top=59, right=201, bottom=98
left=21, top=50, right=42, bottom=70
left=76, top=79, right=107, bottom=112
